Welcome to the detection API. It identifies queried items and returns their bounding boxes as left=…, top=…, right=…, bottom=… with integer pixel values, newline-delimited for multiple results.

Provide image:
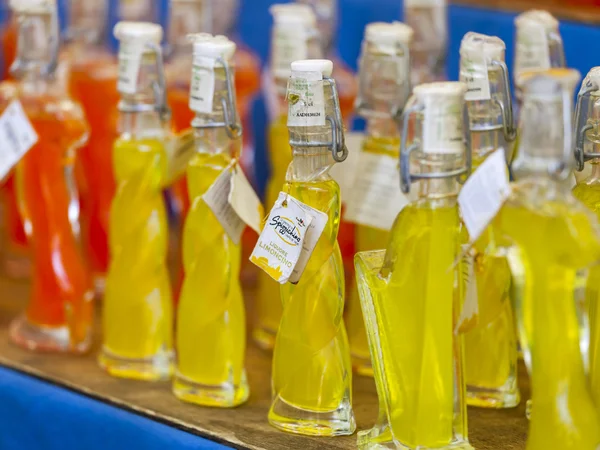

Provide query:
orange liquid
left=69, top=54, right=119, bottom=279
left=15, top=97, right=92, bottom=343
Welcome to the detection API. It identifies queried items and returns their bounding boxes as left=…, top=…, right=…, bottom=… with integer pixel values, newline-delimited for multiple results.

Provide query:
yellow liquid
left=254, top=114, right=289, bottom=349
left=494, top=194, right=600, bottom=449
left=347, top=135, right=400, bottom=375
left=573, top=178, right=600, bottom=406
left=269, top=176, right=355, bottom=435
left=463, top=154, right=518, bottom=408
left=375, top=202, right=466, bottom=448
left=101, top=137, right=173, bottom=380
left=174, top=152, right=248, bottom=407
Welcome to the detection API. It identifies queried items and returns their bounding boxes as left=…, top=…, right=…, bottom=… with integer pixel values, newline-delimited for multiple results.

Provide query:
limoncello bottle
left=99, top=22, right=174, bottom=381
left=495, top=68, right=600, bottom=449
left=346, top=21, right=413, bottom=376
left=268, top=59, right=355, bottom=436
left=459, top=32, right=520, bottom=408
left=173, top=34, right=249, bottom=408
left=254, top=3, right=320, bottom=350
left=355, top=81, right=473, bottom=450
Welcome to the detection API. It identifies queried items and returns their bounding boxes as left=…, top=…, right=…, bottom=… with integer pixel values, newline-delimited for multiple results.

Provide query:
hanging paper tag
left=345, top=151, right=410, bottom=230
left=458, top=148, right=511, bottom=242
left=455, top=246, right=479, bottom=334
left=164, top=129, right=196, bottom=185
left=0, top=100, right=39, bottom=181
left=250, top=192, right=328, bottom=284
left=203, top=162, right=264, bottom=244
left=423, top=96, right=465, bottom=154
left=462, top=52, right=490, bottom=101
left=189, top=56, right=216, bottom=114
left=329, top=131, right=363, bottom=206
left=118, top=40, right=145, bottom=94
left=287, top=71, right=325, bottom=127
left=515, top=26, right=550, bottom=77
left=273, top=27, right=309, bottom=79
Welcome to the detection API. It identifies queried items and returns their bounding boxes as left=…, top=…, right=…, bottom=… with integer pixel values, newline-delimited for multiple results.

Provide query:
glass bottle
left=459, top=32, right=520, bottom=409
left=355, top=81, right=472, bottom=449
left=572, top=66, right=600, bottom=406
left=99, top=21, right=174, bottom=381
left=253, top=3, right=320, bottom=350
left=346, top=21, right=413, bottom=376
left=6, top=0, right=93, bottom=353
left=269, top=59, right=355, bottom=436
left=173, top=34, right=249, bottom=407
left=66, top=0, right=119, bottom=291
left=404, top=0, right=447, bottom=85
left=495, top=68, right=600, bottom=449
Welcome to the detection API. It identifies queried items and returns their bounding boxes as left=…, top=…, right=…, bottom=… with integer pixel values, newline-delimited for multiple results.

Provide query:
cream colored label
left=118, top=40, right=144, bottom=94
left=515, top=26, right=550, bottom=76
left=250, top=192, right=328, bottom=284
left=423, top=96, right=465, bottom=154
left=189, top=56, right=216, bottom=114
left=164, top=129, right=196, bottom=185
left=0, top=100, right=38, bottom=180
left=456, top=245, right=479, bottom=334
left=462, top=51, right=490, bottom=101
left=287, top=71, right=326, bottom=127
left=273, top=26, right=309, bottom=78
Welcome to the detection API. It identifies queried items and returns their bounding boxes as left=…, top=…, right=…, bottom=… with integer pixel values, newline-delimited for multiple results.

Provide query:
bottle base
left=252, top=326, right=277, bottom=351
left=8, top=315, right=91, bottom=354
left=466, top=384, right=520, bottom=409
left=268, top=393, right=356, bottom=436
left=358, top=427, right=474, bottom=450
left=98, top=347, right=173, bottom=381
left=173, top=371, right=249, bottom=407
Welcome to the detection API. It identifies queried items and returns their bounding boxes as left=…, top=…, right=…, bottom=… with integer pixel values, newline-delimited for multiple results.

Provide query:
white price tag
left=329, top=131, right=362, bottom=205
left=458, top=148, right=510, bottom=242
left=203, top=162, right=264, bottom=244
left=189, top=56, right=216, bottom=114
left=0, top=100, right=38, bottom=180
left=118, top=40, right=144, bottom=94
left=272, top=26, right=308, bottom=79
left=423, top=96, right=465, bottom=154
left=345, top=152, right=410, bottom=231
left=250, top=192, right=328, bottom=284
left=462, top=52, right=490, bottom=101
left=287, top=71, right=326, bottom=127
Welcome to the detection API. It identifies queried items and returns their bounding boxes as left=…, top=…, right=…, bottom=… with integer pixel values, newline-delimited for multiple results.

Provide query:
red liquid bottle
left=6, top=0, right=93, bottom=353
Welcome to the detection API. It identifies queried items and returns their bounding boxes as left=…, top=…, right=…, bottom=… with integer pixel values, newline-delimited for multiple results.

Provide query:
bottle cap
left=190, top=33, right=236, bottom=60
left=515, top=10, right=559, bottom=32
left=582, top=67, right=600, bottom=93
left=114, top=21, right=163, bottom=45
left=460, top=32, right=505, bottom=63
left=364, top=21, right=413, bottom=54
left=10, top=0, right=54, bottom=13
left=291, top=59, right=333, bottom=77
left=270, top=4, right=316, bottom=27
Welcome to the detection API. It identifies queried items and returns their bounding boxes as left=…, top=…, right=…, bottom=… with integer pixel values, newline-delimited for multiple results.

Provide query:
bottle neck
left=66, top=0, right=107, bottom=46
left=119, top=0, right=155, bottom=22
left=366, top=116, right=400, bottom=139
left=168, top=1, right=210, bottom=58
left=415, top=155, right=461, bottom=200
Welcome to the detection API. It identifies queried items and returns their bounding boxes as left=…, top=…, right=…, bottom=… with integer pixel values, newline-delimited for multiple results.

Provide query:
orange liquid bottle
left=66, top=0, right=119, bottom=289
left=7, top=0, right=93, bottom=353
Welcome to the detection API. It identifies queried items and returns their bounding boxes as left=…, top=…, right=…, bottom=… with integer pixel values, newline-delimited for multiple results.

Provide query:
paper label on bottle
left=203, top=161, right=264, bottom=244
left=272, top=26, right=309, bottom=79
left=118, top=40, right=145, bottom=94
left=455, top=245, right=479, bottom=334
left=329, top=131, right=363, bottom=206
left=515, top=26, right=550, bottom=78
left=423, top=96, right=465, bottom=154
left=250, top=192, right=328, bottom=284
left=0, top=100, right=38, bottom=181
left=458, top=148, right=511, bottom=242
left=189, top=56, right=216, bottom=114
left=287, top=71, right=326, bottom=127
left=164, top=129, right=197, bottom=185
left=345, top=151, right=410, bottom=230
left=462, top=52, right=490, bottom=101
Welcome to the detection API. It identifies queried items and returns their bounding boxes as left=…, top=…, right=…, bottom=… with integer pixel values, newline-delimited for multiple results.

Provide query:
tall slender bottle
left=99, top=22, right=174, bottom=380
left=173, top=34, right=249, bottom=407
left=268, top=59, right=355, bottom=436
left=346, top=21, right=413, bottom=375
left=495, top=68, right=600, bottom=449
left=355, top=82, right=473, bottom=450
left=404, top=0, right=447, bottom=85
left=459, top=32, right=520, bottom=408
left=66, top=0, right=119, bottom=290
left=253, top=3, right=320, bottom=350
left=572, top=66, right=600, bottom=405
left=6, top=0, right=93, bottom=353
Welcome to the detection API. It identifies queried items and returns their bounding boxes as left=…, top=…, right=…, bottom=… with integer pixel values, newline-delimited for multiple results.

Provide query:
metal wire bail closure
left=399, top=98, right=472, bottom=194
left=192, top=56, right=243, bottom=140
left=490, top=59, right=517, bottom=142
left=574, top=81, right=598, bottom=172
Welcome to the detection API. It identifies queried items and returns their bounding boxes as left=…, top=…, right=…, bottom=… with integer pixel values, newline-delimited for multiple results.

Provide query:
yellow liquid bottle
left=496, top=69, right=600, bottom=449
left=173, top=34, right=249, bottom=407
left=346, top=22, right=413, bottom=376
left=254, top=4, right=321, bottom=350
left=355, top=82, right=473, bottom=450
left=459, top=32, right=520, bottom=408
left=99, top=22, right=174, bottom=381
left=268, top=59, right=355, bottom=436
left=572, top=66, right=600, bottom=407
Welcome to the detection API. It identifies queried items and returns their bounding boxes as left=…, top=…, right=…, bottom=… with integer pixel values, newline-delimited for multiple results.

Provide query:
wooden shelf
left=0, top=275, right=529, bottom=449
left=452, top=0, right=600, bottom=25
